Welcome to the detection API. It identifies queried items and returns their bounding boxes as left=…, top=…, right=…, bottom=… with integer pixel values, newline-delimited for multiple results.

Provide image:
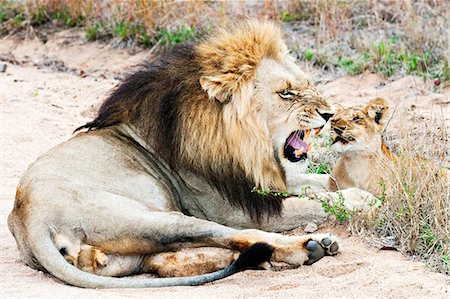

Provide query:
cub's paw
left=339, top=188, right=376, bottom=212
left=304, top=233, right=339, bottom=265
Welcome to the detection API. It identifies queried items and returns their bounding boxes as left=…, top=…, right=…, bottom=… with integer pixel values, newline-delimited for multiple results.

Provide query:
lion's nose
left=318, top=112, right=333, bottom=122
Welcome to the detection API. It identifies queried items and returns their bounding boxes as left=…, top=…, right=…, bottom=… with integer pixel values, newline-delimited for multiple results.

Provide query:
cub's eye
left=352, top=116, right=363, bottom=122
left=278, top=90, right=296, bottom=100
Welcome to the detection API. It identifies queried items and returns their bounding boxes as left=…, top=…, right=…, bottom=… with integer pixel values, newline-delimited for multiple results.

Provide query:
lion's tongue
left=288, top=132, right=309, bottom=157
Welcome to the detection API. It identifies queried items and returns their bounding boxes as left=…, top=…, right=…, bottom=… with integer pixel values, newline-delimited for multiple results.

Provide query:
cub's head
left=330, top=98, right=389, bottom=153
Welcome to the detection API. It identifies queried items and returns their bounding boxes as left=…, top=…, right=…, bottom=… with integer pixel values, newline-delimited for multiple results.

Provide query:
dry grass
left=285, top=0, right=449, bottom=82
left=361, top=115, right=450, bottom=274
left=0, top=0, right=448, bottom=82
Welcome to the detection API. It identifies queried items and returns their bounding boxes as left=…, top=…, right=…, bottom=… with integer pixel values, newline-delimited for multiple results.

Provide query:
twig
left=382, top=100, right=401, bottom=137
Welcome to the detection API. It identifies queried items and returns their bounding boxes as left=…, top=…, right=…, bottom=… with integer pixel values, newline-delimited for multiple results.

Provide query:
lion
left=328, top=98, right=448, bottom=199
left=8, top=20, right=370, bottom=288
left=328, top=98, right=395, bottom=196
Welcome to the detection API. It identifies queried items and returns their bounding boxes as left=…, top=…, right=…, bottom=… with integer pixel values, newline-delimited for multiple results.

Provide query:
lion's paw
left=77, top=245, right=109, bottom=273
left=304, top=233, right=339, bottom=265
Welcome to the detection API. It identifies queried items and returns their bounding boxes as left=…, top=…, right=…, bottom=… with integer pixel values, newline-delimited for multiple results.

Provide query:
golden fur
left=8, top=20, right=350, bottom=288
left=328, top=98, right=394, bottom=195
left=329, top=97, right=448, bottom=197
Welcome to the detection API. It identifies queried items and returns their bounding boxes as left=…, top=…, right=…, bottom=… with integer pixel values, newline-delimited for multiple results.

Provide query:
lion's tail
left=30, top=227, right=273, bottom=288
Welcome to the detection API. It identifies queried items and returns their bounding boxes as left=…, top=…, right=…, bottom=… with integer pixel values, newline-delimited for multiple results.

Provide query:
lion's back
left=15, top=125, right=178, bottom=214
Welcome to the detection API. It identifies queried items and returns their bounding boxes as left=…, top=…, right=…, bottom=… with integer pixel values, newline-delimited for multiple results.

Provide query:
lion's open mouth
left=284, top=128, right=321, bottom=162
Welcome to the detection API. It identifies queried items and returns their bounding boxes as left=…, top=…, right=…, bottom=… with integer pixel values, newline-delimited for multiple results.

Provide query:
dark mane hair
left=76, top=43, right=284, bottom=222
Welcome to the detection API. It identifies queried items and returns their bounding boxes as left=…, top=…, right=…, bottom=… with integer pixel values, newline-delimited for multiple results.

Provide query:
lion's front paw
left=304, top=233, right=339, bottom=265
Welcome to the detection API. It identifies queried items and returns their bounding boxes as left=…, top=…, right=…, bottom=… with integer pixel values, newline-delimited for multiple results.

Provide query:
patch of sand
left=1, top=32, right=449, bottom=298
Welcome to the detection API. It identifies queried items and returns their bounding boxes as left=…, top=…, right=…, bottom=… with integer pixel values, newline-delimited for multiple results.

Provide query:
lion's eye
left=352, top=116, right=363, bottom=122
left=278, top=90, right=296, bottom=100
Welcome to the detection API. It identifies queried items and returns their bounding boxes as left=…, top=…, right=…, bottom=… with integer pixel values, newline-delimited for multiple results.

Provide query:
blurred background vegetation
left=0, top=0, right=449, bottom=83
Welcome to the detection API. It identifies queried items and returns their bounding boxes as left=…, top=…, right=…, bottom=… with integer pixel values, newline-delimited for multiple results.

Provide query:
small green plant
left=251, top=187, right=271, bottom=196
left=85, top=23, right=102, bottom=41
left=53, top=10, right=82, bottom=27
left=251, top=187, right=289, bottom=198
left=11, top=13, right=24, bottom=27
left=319, top=192, right=352, bottom=223
left=159, top=25, right=197, bottom=48
left=307, top=161, right=332, bottom=174
left=337, top=57, right=365, bottom=76
left=139, top=30, right=152, bottom=47
left=304, top=50, right=313, bottom=61
left=113, top=21, right=151, bottom=44
left=434, top=60, right=450, bottom=82
left=373, top=180, right=386, bottom=207
left=442, top=255, right=449, bottom=270
left=281, top=10, right=308, bottom=22
left=114, top=21, right=131, bottom=40
left=30, top=6, right=47, bottom=25
left=296, top=186, right=313, bottom=199
left=0, top=2, right=15, bottom=24
left=420, top=223, right=436, bottom=248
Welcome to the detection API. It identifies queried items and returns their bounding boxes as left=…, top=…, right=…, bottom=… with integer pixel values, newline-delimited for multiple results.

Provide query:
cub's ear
left=365, top=98, right=389, bottom=125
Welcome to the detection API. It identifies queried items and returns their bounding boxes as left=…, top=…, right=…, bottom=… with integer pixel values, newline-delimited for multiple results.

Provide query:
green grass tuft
left=158, top=25, right=197, bottom=48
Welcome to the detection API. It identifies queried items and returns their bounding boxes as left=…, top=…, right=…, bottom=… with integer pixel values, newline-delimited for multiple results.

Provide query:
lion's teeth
left=295, top=149, right=304, bottom=156
left=303, top=130, right=311, bottom=140
left=315, top=128, right=321, bottom=136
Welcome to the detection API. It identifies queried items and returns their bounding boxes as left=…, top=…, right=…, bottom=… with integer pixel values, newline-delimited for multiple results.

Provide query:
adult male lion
left=8, top=20, right=364, bottom=288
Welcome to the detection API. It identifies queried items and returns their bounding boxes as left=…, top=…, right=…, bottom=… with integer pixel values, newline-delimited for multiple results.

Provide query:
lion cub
left=328, top=98, right=395, bottom=196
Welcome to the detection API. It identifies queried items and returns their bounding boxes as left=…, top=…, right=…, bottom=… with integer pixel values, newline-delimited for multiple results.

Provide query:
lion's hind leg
left=144, top=248, right=238, bottom=277
left=55, top=235, right=239, bottom=278
left=79, top=248, right=238, bottom=278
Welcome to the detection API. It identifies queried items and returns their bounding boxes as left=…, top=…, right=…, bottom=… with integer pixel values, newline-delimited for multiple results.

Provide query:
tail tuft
left=232, top=242, right=274, bottom=271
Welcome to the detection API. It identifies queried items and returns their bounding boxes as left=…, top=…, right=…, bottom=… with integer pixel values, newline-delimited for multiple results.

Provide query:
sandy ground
left=1, top=30, right=449, bottom=298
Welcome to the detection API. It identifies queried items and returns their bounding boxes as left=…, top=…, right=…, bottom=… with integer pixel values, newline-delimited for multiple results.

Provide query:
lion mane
left=76, top=20, right=289, bottom=220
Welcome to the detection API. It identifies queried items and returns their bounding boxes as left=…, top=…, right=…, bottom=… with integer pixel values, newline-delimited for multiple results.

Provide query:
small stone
left=0, top=64, right=7, bottom=73
left=304, top=222, right=318, bottom=233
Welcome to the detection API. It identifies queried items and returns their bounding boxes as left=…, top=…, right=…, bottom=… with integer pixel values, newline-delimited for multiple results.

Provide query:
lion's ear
left=199, top=64, right=253, bottom=104
left=199, top=70, right=255, bottom=119
left=199, top=75, right=234, bottom=103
